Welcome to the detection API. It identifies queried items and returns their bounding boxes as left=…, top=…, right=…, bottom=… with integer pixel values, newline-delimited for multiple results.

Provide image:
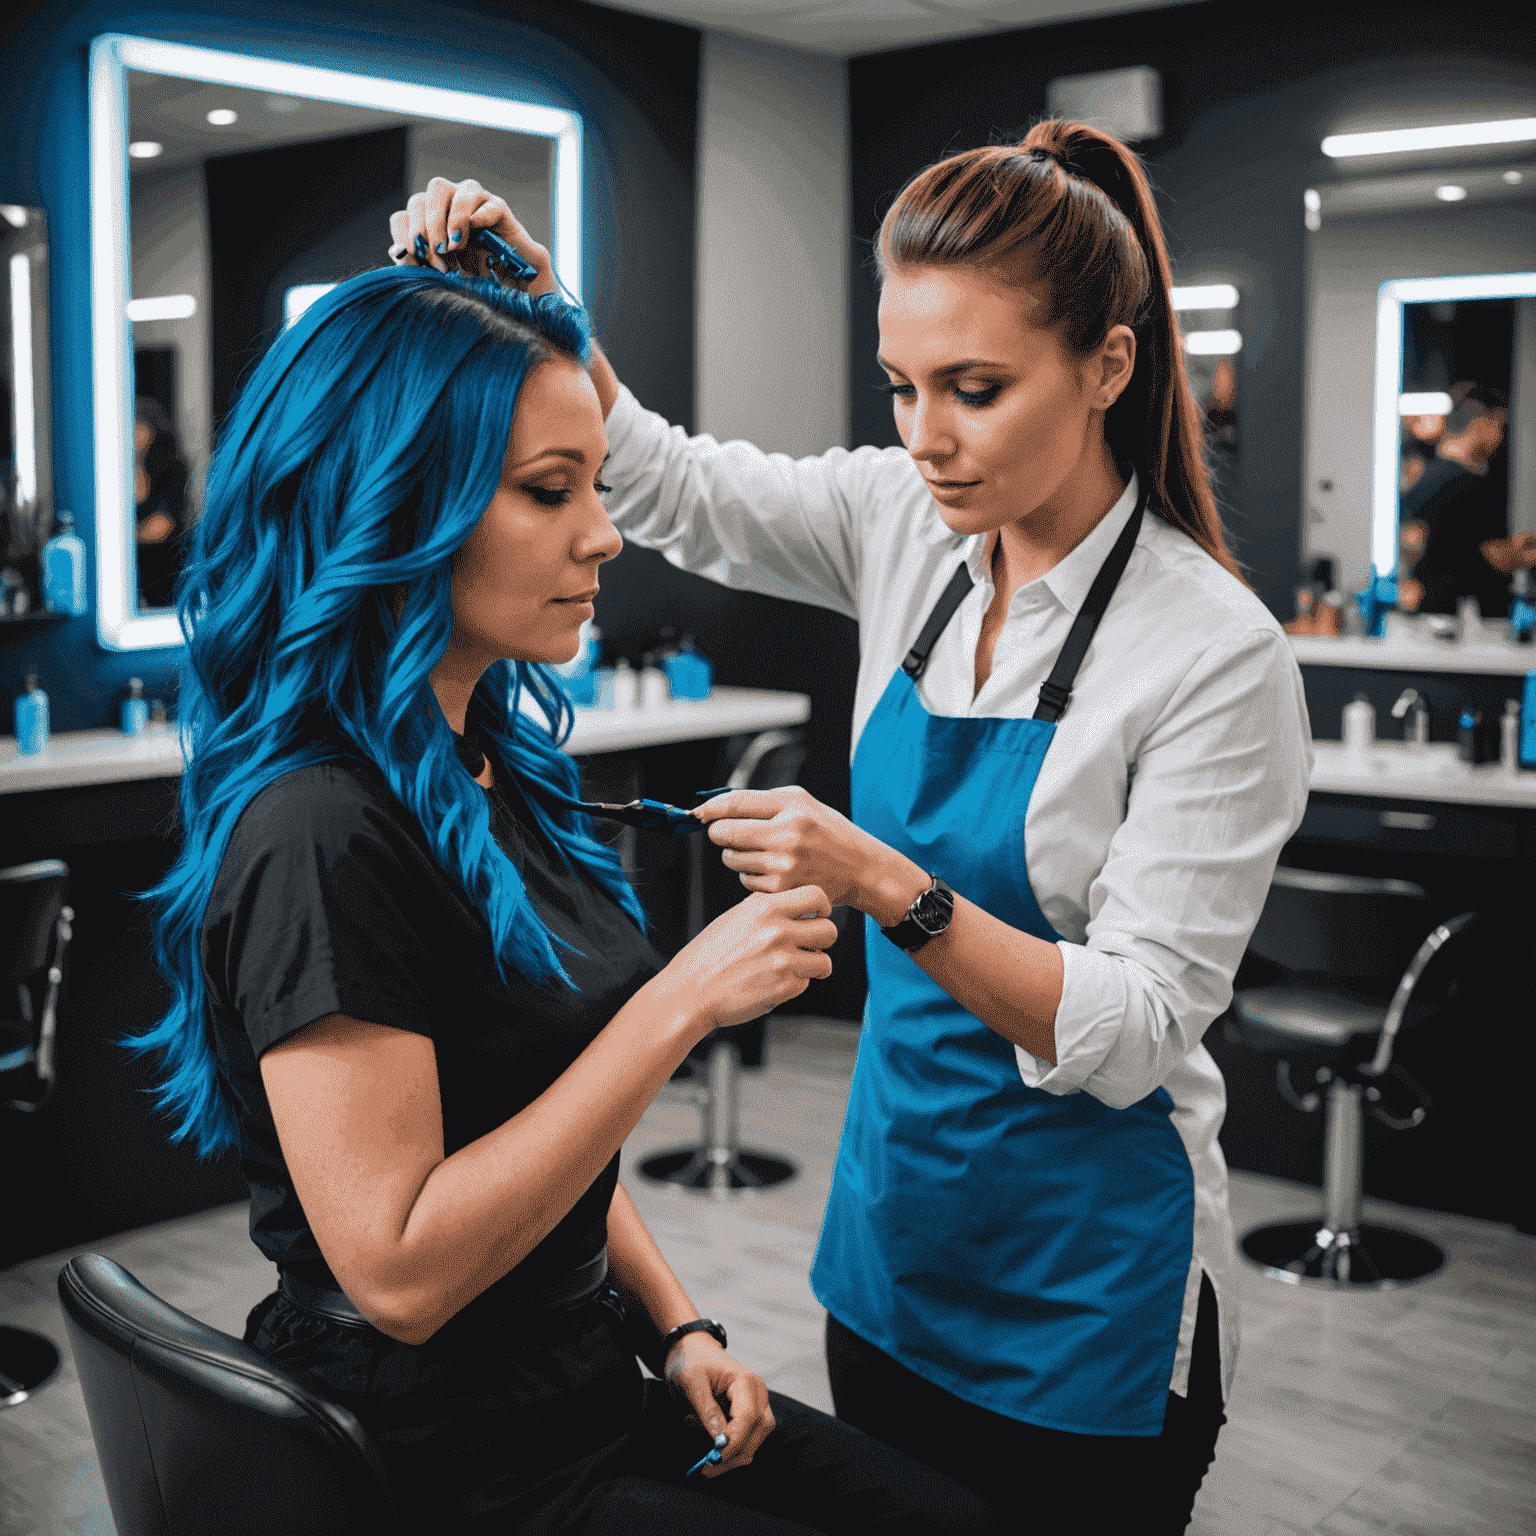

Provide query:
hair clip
left=470, top=228, right=540, bottom=285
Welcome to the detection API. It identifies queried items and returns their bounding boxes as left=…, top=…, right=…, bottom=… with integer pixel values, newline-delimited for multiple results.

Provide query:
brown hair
left=878, top=120, right=1243, bottom=582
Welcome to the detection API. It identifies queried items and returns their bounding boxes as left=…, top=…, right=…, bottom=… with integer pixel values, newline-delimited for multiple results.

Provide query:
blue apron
left=810, top=486, right=1195, bottom=1437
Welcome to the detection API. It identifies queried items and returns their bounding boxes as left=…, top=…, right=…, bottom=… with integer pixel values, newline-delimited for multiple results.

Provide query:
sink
left=1314, top=741, right=1462, bottom=777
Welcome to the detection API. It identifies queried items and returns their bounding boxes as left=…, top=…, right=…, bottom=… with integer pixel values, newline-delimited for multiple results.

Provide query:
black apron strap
left=902, top=562, right=975, bottom=680
left=1032, top=482, right=1147, bottom=724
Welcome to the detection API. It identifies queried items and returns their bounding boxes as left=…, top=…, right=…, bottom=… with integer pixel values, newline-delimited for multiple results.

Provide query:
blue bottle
left=1509, top=569, right=1535, bottom=645
left=14, top=673, right=49, bottom=754
left=1521, top=670, right=1536, bottom=770
left=121, top=676, right=148, bottom=736
left=41, top=511, right=88, bottom=616
left=664, top=634, right=713, bottom=700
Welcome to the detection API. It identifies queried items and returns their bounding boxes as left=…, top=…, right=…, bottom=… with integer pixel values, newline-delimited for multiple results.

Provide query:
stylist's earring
left=1106, top=393, right=1117, bottom=405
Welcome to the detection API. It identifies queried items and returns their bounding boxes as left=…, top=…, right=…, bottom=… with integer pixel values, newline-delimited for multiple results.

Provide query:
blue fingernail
left=414, top=234, right=429, bottom=261
left=435, top=241, right=448, bottom=255
left=714, top=1432, right=728, bottom=1448
left=450, top=230, right=462, bottom=242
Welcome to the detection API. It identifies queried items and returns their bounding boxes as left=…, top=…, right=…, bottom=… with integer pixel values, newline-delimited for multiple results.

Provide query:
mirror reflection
left=125, top=70, right=554, bottom=613
left=0, top=205, right=52, bottom=620
left=1300, top=163, right=1535, bottom=634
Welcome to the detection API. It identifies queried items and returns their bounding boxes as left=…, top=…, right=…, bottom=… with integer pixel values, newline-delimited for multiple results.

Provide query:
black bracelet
left=659, top=1318, right=727, bottom=1364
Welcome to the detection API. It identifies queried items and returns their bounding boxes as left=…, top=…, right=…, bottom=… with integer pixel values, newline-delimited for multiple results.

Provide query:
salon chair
left=641, top=728, right=809, bottom=1195
left=57, top=1254, right=404, bottom=1534
left=1, top=858, right=72, bottom=1408
left=1228, top=866, right=1476, bottom=1287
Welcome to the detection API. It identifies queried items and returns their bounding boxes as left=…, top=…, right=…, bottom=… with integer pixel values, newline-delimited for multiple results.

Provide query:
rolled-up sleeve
left=604, top=384, right=885, bottom=621
left=1017, top=626, right=1312, bottom=1109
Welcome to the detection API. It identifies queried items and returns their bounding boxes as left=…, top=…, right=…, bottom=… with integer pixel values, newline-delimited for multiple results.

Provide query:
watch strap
left=881, top=874, right=954, bottom=952
left=659, top=1317, right=727, bottom=1364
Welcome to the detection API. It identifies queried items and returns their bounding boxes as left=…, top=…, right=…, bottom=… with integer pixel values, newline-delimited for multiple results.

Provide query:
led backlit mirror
left=91, top=34, right=582, bottom=650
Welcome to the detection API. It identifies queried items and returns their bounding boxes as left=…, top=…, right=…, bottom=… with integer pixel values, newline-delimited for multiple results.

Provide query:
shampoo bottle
left=13, top=673, right=49, bottom=754
left=41, top=512, right=88, bottom=616
left=639, top=651, right=671, bottom=709
left=1500, top=698, right=1522, bottom=774
left=1342, top=693, right=1375, bottom=754
left=611, top=658, right=638, bottom=711
left=1509, top=569, right=1535, bottom=645
left=1521, top=671, right=1536, bottom=770
left=121, top=676, right=148, bottom=736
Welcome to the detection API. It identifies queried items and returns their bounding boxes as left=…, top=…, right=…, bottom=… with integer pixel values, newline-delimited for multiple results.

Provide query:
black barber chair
left=641, top=729, right=809, bottom=1195
left=57, top=1254, right=404, bottom=1535
left=1, top=858, right=72, bottom=1408
left=1228, top=866, right=1476, bottom=1287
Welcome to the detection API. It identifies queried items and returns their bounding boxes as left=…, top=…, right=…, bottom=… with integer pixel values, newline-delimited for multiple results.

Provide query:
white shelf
left=0, top=688, right=813, bottom=796
left=1290, top=633, right=1536, bottom=676
left=1308, top=740, right=1536, bottom=807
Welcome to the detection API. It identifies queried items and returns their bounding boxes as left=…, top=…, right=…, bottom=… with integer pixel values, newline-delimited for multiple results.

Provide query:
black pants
left=824, top=1274, right=1227, bottom=1536
left=245, top=1285, right=995, bottom=1535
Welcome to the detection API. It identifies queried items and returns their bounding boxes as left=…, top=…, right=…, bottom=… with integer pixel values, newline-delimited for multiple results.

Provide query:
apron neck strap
left=903, top=563, right=976, bottom=680
left=1032, top=479, right=1148, bottom=724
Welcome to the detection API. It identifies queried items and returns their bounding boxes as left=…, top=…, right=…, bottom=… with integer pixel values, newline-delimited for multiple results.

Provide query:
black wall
left=848, top=0, right=1536, bottom=622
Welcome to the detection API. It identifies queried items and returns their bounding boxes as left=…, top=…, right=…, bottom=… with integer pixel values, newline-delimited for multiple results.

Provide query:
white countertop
left=1308, top=739, right=1536, bottom=807
left=0, top=687, right=813, bottom=796
left=1290, top=631, right=1536, bottom=676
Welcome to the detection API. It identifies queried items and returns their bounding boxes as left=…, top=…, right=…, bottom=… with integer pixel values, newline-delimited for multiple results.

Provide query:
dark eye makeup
left=874, top=381, right=1002, bottom=408
left=524, top=480, right=612, bottom=506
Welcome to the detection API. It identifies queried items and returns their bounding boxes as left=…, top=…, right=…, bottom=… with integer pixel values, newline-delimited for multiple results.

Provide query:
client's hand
left=665, top=1333, right=776, bottom=1477
left=388, top=176, right=556, bottom=297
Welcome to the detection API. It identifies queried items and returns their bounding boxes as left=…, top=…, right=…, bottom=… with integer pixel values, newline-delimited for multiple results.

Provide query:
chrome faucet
left=1391, top=688, right=1430, bottom=748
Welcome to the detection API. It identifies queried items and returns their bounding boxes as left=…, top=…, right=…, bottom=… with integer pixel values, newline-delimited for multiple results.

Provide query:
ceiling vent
left=1046, top=66, right=1162, bottom=143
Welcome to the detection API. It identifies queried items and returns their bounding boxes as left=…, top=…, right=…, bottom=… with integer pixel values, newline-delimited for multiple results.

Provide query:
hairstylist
left=393, top=119, right=1311, bottom=1533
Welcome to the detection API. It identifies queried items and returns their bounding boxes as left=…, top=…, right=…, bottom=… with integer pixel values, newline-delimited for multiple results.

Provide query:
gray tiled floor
left=3, top=1016, right=1533, bottom=1534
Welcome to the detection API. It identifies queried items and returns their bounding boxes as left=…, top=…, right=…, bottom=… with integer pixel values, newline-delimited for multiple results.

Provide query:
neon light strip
left=9, top=254, right=35, bottom=511
left=1323, top=117, right=1536, bottom=158
left=1170, top=283, right=1238, bottom=310
left=1371, top=271, right=1536, bottom=579
left=1183, top=329, right=1242, bottom=356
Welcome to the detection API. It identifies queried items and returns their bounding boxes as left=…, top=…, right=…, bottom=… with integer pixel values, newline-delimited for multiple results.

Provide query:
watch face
left=911, top=883, right=954, bottom=934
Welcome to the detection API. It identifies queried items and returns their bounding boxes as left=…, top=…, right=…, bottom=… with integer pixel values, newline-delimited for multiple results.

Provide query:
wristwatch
left=659, top=1318, right=728, bottom=1363
left=880, top=874, right=956, bottom=952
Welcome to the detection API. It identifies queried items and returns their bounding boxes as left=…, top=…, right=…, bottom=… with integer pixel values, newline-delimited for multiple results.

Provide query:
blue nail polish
left=413, top=234, right=429, bottom=262
left=714, top=1432, right=728, bottom=1449
left=435, top=241, right=448, bottom=255
left=450, top=230, right=462, bottom=242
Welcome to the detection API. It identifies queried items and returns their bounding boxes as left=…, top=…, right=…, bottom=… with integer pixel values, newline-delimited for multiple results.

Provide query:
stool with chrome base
left=1, top=859, right=73, bottom=1408
left=642, top=729, right=807, bottom=1196
left=1230, top=866, right=1475, bottom=1288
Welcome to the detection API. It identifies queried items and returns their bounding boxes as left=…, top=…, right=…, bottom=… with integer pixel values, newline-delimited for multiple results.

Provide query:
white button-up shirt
left=603, top=385, right=1313, bottom=1401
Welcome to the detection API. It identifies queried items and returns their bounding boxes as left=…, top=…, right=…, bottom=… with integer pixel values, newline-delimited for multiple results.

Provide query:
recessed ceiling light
left=1183, top=329, right=1242, bottom=356
left=1435, top=184, right=1468, bottom=202
left=128, top=141, right=163, bottom=159
left=1170, top=283, right=1239, bottom=311
left=206, top=108, right=238, bottom=126
left=266, top=95, right=302, bottom=113
left=1504, top=170, right=1524, bottom=184
left=1, top=205, right=27, bottom=228
left=1322, top=116, right=1536, bottom=157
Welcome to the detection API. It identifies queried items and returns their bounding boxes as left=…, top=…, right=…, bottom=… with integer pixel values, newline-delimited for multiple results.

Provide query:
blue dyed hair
left=123, top=266, right=644, bottom=1162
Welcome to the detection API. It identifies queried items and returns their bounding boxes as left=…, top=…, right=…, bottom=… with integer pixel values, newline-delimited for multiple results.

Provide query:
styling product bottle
left=1509, top=569, right=1535, bottom=645
left=639, top=651, right=671, bottom=709
left=1521, top=671, right=1536, bottom=770
left=1457, top=707, right=1482, bottom=764
left=13, top=672, right=49, bottom=754
left=1342, top=693, right=1375, bottom=755
left=1500, top=699, right=1522, bottom=774
left=611, top=657, right=639, bottom=711
left=120, top=676, right=148, bottom=736
left=41, top=511, right=88, bottom=616
left=149, top=698, right=168, bottom=732
left=1456, top=594, right=1483, bottom=646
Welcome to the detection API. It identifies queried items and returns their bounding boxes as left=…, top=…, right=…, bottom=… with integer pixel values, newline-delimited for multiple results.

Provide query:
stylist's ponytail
left=879, top=121, right=1242, bottom=582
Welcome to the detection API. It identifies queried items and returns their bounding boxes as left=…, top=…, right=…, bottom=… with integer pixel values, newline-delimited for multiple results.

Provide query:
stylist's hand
left=665, top=1334, right=776, bottom=1477
left=388, top=176, right=557, bottom=297
left=652, top=885, right=837, bottom=1032
left=696, top=788, right=910, bottom=917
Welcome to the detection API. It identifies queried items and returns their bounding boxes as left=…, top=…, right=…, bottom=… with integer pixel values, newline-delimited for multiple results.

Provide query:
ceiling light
left=1170, top=283, right=1238, bottom=311
left=126, top=294, right=197, bottom=322
left=206, top=108, right=238, bottom=126
left=1399, top=392, right=1452, bottom=415
left=1183, top=330, right=1242, bottom=356
left=1504, top=170, right=1524, bottom=184
left=128, top=140, right=163, bottom=159
left=0, top=205, right=27, bottom=228
left=1435, top=185, right=1467, bottom=202
left=1322, top=116, right=1536, bottom=158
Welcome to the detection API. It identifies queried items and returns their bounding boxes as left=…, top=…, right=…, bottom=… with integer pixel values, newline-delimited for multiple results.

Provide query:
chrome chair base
left=639, top=1147, right=796, bottom=1194
left=1241, top=1219, right=1444, bottom=1289
left=0, top=1325, right=61, bottom=1408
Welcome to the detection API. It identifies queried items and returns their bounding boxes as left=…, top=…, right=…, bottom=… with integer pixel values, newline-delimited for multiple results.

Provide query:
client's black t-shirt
left=202, top=753, right=662, bottom=1326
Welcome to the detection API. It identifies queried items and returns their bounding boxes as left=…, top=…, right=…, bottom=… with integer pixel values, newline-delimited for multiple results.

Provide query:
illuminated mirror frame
left=1372, top=270, right=1536, bottom=584
left=89, top=33, right=583, bottom=650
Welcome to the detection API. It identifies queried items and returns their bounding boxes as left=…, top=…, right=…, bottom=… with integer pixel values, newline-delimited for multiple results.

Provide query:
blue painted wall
left=0, top=0, right=700, bottom=731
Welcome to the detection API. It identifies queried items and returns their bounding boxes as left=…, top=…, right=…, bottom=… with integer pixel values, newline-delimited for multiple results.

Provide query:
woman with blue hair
left=127, top=266, right=993, bottom=1534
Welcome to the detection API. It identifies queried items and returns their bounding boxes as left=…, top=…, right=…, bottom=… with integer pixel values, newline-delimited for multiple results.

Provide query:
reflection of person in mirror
left=1398, top=385, right=1529, bottom=617
left=1201, top=356, right=1236, bottom=455
left=134, top=396, right=188, bottom=608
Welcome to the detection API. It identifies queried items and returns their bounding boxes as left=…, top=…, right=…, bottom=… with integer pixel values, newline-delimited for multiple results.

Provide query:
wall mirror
left=1302, top=162, right=1536, bottom=610
left=91, top=34, right=583, bottom=650
left=0, top=206, right=52, bottom=621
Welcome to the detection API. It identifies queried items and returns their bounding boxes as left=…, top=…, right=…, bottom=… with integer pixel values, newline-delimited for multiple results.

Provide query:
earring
left=1106, top=393, right=1117, bottom=405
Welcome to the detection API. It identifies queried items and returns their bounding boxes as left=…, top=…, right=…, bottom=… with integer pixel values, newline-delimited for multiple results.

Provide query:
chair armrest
left=1360, top=910, right=1477, bottom=1078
